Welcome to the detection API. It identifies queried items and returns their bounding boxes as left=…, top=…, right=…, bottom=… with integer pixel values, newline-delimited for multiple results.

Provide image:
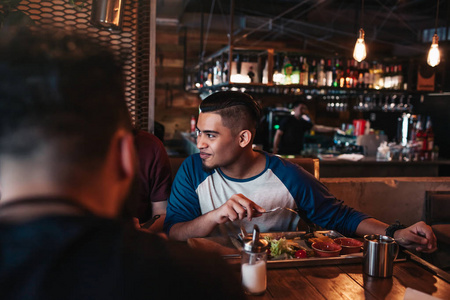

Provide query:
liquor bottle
left=317, top=59, right=326, bottom=87
left=415, top=115, right=427, bottom=160
left=384, top=65, right=392, bottom=89
left=272, top=54, right=285, bottom=85
left=334, top=58, right=343, bottom=88
left=344, top=59, right=352, bottom=88
left=362, top=61, right=370, bottom=89
left=283, top=56, right=293, bottom=85
left=325, top=59, right=333, bottom=87
left=309, top=59, right=317, bottom=86
left=300, top=56, right=309, bottom=86
left=425, top=116, right=434, bottom=152
left=291, top=57, right=300, bottom=84
left=190, top=115, right=196, bottom=134
left=396, top=65, right=404, bottom=90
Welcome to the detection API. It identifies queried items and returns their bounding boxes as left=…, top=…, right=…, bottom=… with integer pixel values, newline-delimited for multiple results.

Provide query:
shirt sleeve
left=272, top=157, right=370, bottom=236
left=164, top=155, right=203, bottom=234
left=295, top=176, right=370, bottom=236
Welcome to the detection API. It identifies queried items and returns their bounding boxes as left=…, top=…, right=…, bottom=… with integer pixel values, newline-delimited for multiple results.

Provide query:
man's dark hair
left=291, top=100, right=307, bottom=109
left=0, top=28, right=132, bottom=180
left=199, top=91, right=262, bottom=135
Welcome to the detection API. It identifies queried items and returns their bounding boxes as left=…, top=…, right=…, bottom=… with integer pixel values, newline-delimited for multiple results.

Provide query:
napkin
left=403, top=287, right=442, bottom=300
left=336, top=153, right=365, bottom=161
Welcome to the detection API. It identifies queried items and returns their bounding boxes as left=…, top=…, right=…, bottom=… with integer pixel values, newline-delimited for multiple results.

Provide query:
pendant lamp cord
left=434, top=0, right=440, bottom=34
left=360, top=0, right=364, bottom=29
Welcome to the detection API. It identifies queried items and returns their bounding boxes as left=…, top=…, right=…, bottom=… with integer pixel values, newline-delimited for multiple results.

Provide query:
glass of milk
left=241, top=225, right=269, bottom=295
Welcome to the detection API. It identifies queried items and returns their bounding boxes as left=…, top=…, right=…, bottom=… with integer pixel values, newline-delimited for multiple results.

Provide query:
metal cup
left=363, top=234, right=399, bottom=277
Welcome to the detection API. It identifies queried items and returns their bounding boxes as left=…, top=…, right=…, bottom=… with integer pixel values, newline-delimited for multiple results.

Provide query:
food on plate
left=311, top=241, right=342, bottom=257
left=308, top=232, right=335, bottom=244
left=256, top=231, right=357, bottom=261
left=264, top=236, right=312, bottom=260
left=294, top=249, right=307, bottom=258
left=334, top=237, right=363, bottom=254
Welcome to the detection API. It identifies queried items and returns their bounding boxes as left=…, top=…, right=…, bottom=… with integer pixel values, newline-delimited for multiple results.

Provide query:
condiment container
left=241, top=225, right=269, bottom=296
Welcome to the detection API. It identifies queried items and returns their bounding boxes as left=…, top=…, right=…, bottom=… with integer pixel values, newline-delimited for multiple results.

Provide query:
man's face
left=196, top=112, right=241, bottom=172
left=294, top=104, right=308, bottom=116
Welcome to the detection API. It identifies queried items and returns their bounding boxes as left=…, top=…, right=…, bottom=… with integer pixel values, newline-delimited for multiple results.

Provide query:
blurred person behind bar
left=0, top=28, right=244, bottom=300
left=273, top=100, right=341, bottom=155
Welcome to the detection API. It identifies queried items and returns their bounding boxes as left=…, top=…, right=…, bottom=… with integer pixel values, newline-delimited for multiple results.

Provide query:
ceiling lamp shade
left=353, top=28, right=367, bottom=62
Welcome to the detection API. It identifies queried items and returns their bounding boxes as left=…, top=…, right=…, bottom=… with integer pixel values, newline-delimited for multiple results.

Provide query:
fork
left=261, top=207, right=298, bottom=214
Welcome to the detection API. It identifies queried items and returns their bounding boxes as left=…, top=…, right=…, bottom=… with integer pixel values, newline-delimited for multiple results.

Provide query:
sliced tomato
left=295, top=249, right=307, bottom=259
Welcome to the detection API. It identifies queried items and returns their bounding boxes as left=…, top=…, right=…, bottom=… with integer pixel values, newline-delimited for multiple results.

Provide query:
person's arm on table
left=168, top=194, right=265, bottom=241
left=355, top=218, right=437, bottom=253
left=146, top=200, right=167, bottom=233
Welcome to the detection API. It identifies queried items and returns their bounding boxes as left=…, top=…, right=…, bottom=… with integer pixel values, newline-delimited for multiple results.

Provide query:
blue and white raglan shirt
left=164, top=152, right=370, bottom=237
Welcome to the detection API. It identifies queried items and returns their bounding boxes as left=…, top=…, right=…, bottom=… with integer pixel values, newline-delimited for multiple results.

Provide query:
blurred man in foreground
left=0, top=28, right=244, bottom=300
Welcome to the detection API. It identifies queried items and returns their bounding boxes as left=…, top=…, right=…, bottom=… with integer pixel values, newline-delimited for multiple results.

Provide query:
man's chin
left=201, top=161, right=215, bottom=173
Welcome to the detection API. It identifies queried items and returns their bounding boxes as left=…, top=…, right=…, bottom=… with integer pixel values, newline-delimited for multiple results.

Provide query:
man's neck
left=219, top=150, right=266, bottom=179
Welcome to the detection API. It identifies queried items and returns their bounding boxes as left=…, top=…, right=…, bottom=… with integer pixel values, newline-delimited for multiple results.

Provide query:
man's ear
left=238, top=130, right=252, bottom=148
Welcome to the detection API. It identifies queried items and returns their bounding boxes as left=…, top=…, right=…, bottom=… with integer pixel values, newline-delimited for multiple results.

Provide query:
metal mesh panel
left=15, top=0, right=150, bottom=128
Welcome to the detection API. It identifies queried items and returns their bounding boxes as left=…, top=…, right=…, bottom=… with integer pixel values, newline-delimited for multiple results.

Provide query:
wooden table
left=246, top=260, right=450, bottom=299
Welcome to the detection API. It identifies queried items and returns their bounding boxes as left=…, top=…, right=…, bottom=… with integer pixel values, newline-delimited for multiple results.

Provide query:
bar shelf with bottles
left=186, top=46, right=417, bottom=104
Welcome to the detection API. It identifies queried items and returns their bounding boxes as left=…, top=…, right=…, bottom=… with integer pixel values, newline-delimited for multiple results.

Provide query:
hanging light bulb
left=427, top=0, right=441, bottom=67
left=427, top=33, right=440, bottom=67
left=353, top=28, right=367, bottom=62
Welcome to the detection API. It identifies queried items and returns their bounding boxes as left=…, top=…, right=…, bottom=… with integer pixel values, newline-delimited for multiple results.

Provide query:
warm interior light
left=427, top=33, right=440, bottom=67
left=353, top=28, right=367, bottom=62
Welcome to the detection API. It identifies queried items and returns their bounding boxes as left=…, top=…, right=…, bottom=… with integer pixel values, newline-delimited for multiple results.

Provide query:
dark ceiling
left=157, top=0, right=448, bottom=62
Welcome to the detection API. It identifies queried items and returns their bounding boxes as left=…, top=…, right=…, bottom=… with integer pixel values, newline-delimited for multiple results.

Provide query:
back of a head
left=199, top=91, right=261, bottom=135
left=0, top=28, right=132, bottom=181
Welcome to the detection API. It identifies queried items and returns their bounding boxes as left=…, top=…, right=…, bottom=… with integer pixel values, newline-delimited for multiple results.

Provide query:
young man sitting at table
left=0, top=28, right=245, bottom=300
left=164, top=91, right=437, bottom=254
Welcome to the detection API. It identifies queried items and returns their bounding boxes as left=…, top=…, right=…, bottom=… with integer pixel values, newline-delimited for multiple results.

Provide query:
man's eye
left=206, top=134, right=215, bottom=138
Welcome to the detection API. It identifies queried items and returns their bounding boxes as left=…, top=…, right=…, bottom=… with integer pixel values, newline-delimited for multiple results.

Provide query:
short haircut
left=291, top=100, right=307, bottom=109
left=0, top=28, right=132, bottom=176
left=199, top=91, right=262, bottom=135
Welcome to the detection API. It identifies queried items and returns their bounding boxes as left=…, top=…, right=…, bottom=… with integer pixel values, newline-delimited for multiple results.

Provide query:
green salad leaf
left=265, top=236, right=296, bottom=258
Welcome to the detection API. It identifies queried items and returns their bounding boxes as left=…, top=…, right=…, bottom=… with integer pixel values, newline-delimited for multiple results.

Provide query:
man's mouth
left=199, top=152, right=211, bottom=160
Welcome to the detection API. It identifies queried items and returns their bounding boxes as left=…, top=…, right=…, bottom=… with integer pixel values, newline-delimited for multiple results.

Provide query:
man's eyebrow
left=197, top=128, right=220, bottom=135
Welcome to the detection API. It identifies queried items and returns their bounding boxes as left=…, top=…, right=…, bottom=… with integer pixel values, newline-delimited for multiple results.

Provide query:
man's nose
left=196, top=134, right=206, bottom=149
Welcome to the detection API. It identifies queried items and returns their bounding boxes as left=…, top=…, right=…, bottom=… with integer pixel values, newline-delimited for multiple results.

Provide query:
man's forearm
left=355, top=218, right=389, bottom=237
left=168, top=212, right=218, bottom=241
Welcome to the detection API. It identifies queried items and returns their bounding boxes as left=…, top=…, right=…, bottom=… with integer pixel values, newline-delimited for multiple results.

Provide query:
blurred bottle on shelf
left=309, top=59, right=317, bottom=86
left=283, top=56, right=293, bottom=85
left=325, top=59, right=333, bottom=87
left=425, top=116, right=434, bottom=154
left=291, top=57, right=300, bottom=84
left=317, top=59, right=326, bottom=87
left=300, top=56, right=309, bottom=86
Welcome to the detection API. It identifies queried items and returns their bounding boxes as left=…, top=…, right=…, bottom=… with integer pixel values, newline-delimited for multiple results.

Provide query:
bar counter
left=170, top=132, right=450, bottom=178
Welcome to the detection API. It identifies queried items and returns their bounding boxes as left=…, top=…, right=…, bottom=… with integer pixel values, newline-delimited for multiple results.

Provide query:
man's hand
left=210, top=193, right=265, bottom=225
left=394, top=221, right=437, bottom=253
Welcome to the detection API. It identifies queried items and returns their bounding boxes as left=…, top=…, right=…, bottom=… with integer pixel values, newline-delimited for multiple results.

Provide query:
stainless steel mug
left=90, top=0, right=124, bottom=31
left=363, top=234, right=399, bottom=277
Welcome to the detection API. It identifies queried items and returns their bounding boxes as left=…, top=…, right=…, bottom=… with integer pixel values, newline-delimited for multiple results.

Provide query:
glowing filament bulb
left=353, top=28, right=367, bottom=63
left=427, top=33, right=440, bottom=67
